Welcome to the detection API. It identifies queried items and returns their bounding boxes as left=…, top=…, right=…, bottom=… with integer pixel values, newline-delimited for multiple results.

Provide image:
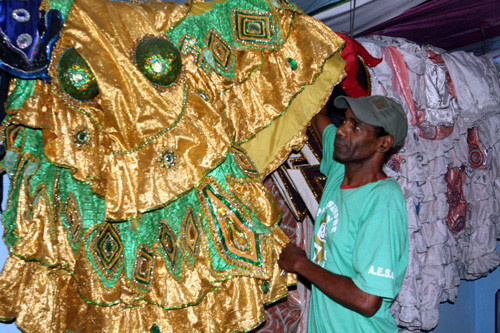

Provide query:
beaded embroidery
left=204, top=29, right=233, bottom=73
left=132, top=244, right=155, bottom=290
left=91, top=221, right=125, bottom=279
left=180, top=207, right=201, bottom=261
left=232, top=9, right=276, bottom=48
left=198, top=177, right=271, bottom=275
left=158, top=148, right=179, bottom=170
left=73, top=127, right=91, bottom=148
left=16, top=33, right=33, bottom=49
left=178, top=35, right=203, bottom=65
left=158, top=219, right=180, bottom=274
left=63, top=193, right=83, bottom=243
left=231, top=145, right=259, bottom=178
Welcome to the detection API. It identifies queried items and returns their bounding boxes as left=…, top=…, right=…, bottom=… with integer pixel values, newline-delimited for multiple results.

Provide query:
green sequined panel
left=166, top=0, right=282, bottom=78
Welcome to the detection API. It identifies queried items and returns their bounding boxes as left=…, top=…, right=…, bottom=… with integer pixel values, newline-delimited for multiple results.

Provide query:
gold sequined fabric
left=0, top=0, right=345, bottom=331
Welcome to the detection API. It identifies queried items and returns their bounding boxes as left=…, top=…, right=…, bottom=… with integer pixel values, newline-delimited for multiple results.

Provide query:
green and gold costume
left=0, top=0, right=345, bottom=331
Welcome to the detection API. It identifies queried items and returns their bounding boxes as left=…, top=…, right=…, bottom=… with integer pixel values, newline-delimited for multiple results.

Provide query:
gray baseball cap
left=334, top=95, right=408, bottom=147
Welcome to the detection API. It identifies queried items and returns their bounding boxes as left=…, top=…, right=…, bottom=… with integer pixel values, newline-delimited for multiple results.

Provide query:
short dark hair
left=374, top=126, right=389, bottom=138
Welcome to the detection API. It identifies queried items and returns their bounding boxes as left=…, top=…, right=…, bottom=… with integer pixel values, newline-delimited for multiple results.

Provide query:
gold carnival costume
left=0, top=0, right=345, bottom=331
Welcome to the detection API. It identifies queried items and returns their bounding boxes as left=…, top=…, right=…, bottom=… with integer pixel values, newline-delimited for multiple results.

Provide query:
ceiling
left=293, top=0, right=500, bottom=58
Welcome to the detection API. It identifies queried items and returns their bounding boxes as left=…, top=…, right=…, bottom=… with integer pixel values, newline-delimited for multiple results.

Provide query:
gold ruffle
left=0, top=149, right=296, bottom=333
left=0, top=162, right=295, bottom=330
left=8, top=0, right=345, bottom=221
left=0, top=252, right=294, bottom=332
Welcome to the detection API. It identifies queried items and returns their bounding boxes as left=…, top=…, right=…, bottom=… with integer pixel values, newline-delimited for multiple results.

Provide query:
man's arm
left=278, top=242, right=382, bottom=317
left=311, top=106, right=332, bottom=145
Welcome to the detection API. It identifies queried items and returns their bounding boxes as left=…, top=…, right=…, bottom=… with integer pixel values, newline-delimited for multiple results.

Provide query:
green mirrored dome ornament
left=57, top=47, right=99, bottom=101
left=134, top=37, right=182, bottom=88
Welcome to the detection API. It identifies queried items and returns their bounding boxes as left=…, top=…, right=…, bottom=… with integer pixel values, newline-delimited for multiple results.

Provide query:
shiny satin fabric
left=0, top=254, right=294, bottom=332
left=7, top=0, right=344, bottom=220
left=0, top=127, right=296, bottom=331
left=0, top=0, right=346, bottom=331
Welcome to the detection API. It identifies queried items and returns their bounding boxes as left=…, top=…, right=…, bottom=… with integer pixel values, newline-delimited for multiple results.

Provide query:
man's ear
left=378, top=135, right=393, bottom=153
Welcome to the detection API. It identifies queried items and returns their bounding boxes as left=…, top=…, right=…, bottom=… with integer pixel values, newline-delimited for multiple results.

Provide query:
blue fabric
left=0, top=0, right=42, bottom=59
left=0, top=8, right=63, bottom=81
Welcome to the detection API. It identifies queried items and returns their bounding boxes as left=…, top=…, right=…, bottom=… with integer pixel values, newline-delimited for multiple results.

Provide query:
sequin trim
left=198, top=177, right=271, bottom=277
left=90, top=221, right=125, bottom=279
left=230, top=145, right=259, bottom=178
left=232, top=8, right=276, bottom=49
left=132, top=244, right=155, bottom=290
left=204, top=29, right=234, bottom=73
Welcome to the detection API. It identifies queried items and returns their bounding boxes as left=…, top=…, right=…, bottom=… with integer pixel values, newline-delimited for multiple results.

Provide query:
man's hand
left=278, top=241, right=383, bottom=317
left=278, top=242, right=308, bottom=273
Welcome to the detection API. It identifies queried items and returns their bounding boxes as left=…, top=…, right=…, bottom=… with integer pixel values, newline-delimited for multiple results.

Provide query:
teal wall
left=433, top=241, right=500, bottom=333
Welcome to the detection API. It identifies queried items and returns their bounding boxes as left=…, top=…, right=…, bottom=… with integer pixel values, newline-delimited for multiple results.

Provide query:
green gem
left=150, top=324, right=160, bottom=333
left=246, top=22, right=262, bottom=35
left=287, top=58, right=297, bottom=70
left=160, top=148, right=178, bottom=168
left=57, top=47, right=99, bottom=101
left=135, top=38, right=182, bottom=88
left=78, top=131, right=87, bottom=141
left=197, top=91, right=208, bottom=101
left=261, top=280, right=270, bottom=294
left=164, top=154, right=173, bottom=164
left=75, top=129, right=89, bottom=145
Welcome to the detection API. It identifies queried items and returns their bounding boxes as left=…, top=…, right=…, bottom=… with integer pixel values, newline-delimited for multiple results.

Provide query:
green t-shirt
left=308, top=124, right=408, bottom=333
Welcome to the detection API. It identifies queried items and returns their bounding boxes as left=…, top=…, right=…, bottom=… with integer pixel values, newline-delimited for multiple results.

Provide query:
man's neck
left=342, top=162, right=387, bottom=188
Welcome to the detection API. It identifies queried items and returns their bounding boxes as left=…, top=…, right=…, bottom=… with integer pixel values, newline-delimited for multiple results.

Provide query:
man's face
left=333, top=108, right=381, bottom=163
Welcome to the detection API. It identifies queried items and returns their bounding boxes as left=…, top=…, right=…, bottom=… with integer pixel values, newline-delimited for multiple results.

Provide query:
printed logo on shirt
left=313, top=200, right=339, bottom=266
left=368, top=265, right=395, bottom=279
left=313, top=215, right=327, bottom=265
left=316, top=200, right=339, bottom=233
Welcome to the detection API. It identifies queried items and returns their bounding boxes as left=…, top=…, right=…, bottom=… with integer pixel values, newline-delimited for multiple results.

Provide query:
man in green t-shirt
left=278, top=95, right=409, bottom=332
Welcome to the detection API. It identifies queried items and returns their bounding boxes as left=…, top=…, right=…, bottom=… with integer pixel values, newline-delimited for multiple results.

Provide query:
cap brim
left=333, top=95, right=349, bottom=109
left=333, top=96, right=383, bottom=128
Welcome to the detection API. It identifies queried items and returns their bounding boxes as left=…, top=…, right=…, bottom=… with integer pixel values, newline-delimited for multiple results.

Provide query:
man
left=278, top=95, right=409, bottom=332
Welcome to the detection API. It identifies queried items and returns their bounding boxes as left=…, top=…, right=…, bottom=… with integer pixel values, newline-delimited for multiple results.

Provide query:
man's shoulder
left=368, top=178, right=406, bottom=206
left=373, top=177, right=403, bottom=193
